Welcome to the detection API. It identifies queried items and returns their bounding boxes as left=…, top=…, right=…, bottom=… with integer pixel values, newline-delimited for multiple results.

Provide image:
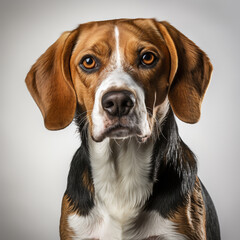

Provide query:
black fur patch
left=145, top=109, right=198, bottom=217
left=64, top=108, right=95, bottom=216
left=64, top=141, right=94, bottom=216
left=200, top=180, right=221, bottom=240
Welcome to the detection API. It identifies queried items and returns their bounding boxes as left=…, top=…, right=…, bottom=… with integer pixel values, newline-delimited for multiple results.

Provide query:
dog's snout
left=102, top=91, right=135, bottom=117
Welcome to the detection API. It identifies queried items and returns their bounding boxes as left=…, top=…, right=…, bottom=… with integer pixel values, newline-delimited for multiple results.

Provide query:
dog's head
left=26, top=19, right=212, bottom=142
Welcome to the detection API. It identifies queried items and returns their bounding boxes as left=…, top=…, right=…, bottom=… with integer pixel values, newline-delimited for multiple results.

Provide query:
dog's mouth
left=92, top=122, right=150, bottom=143
left=105, top=124, right=134, bottom=138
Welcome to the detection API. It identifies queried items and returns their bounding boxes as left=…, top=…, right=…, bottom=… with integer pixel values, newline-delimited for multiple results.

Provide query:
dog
left=25, top=18, right=220, bottom=240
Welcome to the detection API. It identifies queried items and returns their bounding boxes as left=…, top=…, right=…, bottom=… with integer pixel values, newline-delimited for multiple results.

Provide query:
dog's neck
left=88, top=132, right=154, bottom=220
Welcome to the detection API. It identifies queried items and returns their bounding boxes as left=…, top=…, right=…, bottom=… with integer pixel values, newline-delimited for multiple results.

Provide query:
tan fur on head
left=26, top=19, right=213, bottom=132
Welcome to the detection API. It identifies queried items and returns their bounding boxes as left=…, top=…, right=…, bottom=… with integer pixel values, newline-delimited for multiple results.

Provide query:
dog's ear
left=25, top=29, right=79, bottom=130
left=158, top=21, right=213, bottom=123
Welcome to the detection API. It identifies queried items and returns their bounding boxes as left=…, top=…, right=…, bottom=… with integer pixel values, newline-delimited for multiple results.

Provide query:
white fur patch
left=91, top=69, right=151, bottom=140
left=114, top=26, right=121, bottom=68
left=89, top=136, right=153, bottom=220
left=68, top=208, right=187, bottom=240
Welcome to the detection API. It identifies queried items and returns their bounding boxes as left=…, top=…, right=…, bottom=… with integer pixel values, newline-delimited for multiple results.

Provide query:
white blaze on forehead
left=114, top=26, right=121, bottom=68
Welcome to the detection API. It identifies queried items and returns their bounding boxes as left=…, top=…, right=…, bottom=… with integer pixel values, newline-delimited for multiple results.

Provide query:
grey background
left=1, top=0, right=239, bottom=239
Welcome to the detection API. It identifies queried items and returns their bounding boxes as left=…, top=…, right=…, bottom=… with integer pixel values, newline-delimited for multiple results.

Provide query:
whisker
left=114, top=139, right=121, bottom=147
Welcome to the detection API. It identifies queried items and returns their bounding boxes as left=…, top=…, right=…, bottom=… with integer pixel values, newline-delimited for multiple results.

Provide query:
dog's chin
left=92, top=125, right=150, bottom=143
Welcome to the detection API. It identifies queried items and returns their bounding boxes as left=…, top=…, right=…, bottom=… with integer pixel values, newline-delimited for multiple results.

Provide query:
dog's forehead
left=76, top=23, right=115, bottom=49
left=73, top=19, right=162, bottom=52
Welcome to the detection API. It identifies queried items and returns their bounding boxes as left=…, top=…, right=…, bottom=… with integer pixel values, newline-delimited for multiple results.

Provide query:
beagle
left=25, top=19, right=221, bottom=240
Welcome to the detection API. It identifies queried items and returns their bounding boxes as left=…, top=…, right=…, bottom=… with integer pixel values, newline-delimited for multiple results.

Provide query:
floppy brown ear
left=25, top=29, right=80, bottom=130
left=158, top=21, right=213, bottom=123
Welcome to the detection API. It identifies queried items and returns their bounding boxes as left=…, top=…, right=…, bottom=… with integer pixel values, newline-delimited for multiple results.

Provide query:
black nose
left=102, top=91, right=135, bottom=117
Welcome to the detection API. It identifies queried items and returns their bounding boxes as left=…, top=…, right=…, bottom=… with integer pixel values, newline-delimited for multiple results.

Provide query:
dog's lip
left=92, top=124, right=142, bottom=142
left=105, top=124, right=134, bottom=138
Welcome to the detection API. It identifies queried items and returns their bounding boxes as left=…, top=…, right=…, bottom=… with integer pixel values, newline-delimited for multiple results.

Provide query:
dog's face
left=71, top=20, right=170, bottom=142
left=26, top=19, right=212, bottom=142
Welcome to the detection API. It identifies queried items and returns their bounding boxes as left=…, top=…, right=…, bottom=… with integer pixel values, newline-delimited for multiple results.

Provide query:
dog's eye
left=141, top=52, right=156, bottom=66
left=80, top=56, right=99, bottom=72
left=82, top=57, right=96, bottom=69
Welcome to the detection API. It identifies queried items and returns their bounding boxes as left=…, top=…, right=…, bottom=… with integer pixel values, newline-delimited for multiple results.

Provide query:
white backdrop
left=1, top=0, right=239, bottom=239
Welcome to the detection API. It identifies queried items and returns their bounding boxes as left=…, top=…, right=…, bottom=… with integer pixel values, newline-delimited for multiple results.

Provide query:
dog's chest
left=68, top=207, right=187, bottom=240
left=67, top=138, right=187, bottom=240
left=90, top=138, right=154, bottom=221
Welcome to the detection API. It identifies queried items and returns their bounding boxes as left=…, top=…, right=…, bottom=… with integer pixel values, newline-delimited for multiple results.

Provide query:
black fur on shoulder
left=64, top=106, right=95, bottom=216
left=200, top=180, right=221, bottom=240
left=145, top=109, right=198, bottom=217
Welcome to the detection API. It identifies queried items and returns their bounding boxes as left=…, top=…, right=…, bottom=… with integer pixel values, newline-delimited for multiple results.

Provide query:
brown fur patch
left=170, top=177, right=207, bottom=240
left=82, top=168, right=94, bottom=194
left=158, top=21, right=212, bottom=124
left=25, top=30, right=80, bottom=130
left=60, top=195, right=76, bottom=240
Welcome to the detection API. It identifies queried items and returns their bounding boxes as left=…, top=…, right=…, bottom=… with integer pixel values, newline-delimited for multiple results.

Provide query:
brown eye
left=82, top=57, right=96, bottom=69
left=141, top=52, right=156, bottom=66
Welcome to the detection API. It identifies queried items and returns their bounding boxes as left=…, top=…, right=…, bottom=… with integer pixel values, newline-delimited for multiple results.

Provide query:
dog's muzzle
left=98, top=90, right=142, bottom=140
left=91, top=71, right=152, bottom=143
